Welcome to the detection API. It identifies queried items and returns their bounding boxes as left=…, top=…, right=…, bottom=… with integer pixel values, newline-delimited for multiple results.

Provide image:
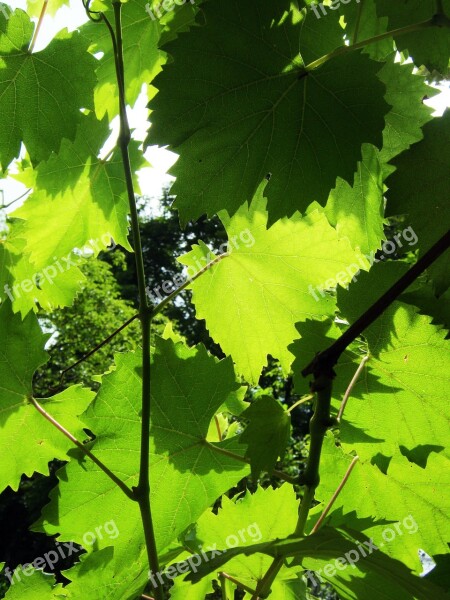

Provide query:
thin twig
left=310, top=455, right=360, bottom=534
left=220, top=572, right=258, bottom=596
left=31, top=397, right=135, bottom=500
left=337, top=355, right=369, bottom=422
left=287, top=395, right=313, bottom=414
left=0, top=189, right=32, bottom=210
left=29, top=0, right=48, bottom=53
left=60, top=313, right=138, bottom=383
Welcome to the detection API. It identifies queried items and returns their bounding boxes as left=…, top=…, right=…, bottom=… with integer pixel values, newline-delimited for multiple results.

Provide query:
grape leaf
left=3, top=568, right=67, bottom=599
left=13, top=114, right=143, bottom=273
left=35, top=338, right=249, bottom=596
left=82, top=0, right=163, bottom=119
left=239, top=396, right=291, bottom=479
left=179, top=186, right=368, bottom=383
left=377, top=58, right=436, bottom=165
left=26, top=0, right=70, bottom=18
left=1, top=384, right=95, bottom=494
left=385, top=111, right=450, bottom=294
left=185, top=522, right=447, bottom=600
left=344, top=0, right=392, bottom=60
left=171, top=485, right=304, bottom=598
left=0, top=300, right=47, bottom=406
left=1, top=221, right=86, bottom=317
left=0, top=10, right=96, bottom=169
left=324, top=144, right=385, bottom=255
left=375, top=0, right=450, bottom=74
left=334, top=263, right=450, bottom=459
left=0, top=300, right=95, bottom=492
left=314, top=435, right=450, bottom=574
left=147, top=0, right=389, bottom=224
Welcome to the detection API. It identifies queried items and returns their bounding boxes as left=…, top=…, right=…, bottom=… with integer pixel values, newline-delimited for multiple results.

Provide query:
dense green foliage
left=0, top=1, right=449, bottom=599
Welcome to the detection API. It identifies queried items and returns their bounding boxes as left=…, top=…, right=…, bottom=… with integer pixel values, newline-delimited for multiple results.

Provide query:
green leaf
left=82, top=0, right=163, bottom=119
left=375, top=0, right=450, bottom=74
left=377, top=58, right=436, bottom=165
left=336, top=263, right=450, bottom=459
left=185, top=523, right=447, bottom=600
left=324, top=144, right=385, bottom=255
left=173, top=485, right=303, bottom=596
left=179, top=185, right=368, bottom=382
left=385, top=111, right=450, bottom=294
left=3, top=568, right=66, bottom=599
left=0, top=10, right=96, bottom=169
left=62, top=547, right=147, bottom=600
left=344, top=0, right=392, bottom=60
left=0, top=385, right=95, bottom=493
left=1, top=221, right=86, bottom=316
left=0, top=299, right=47, bottom=405
left=35, top=338, right=249, bottom=593
left=13, top=114, right=142, bottom=274
left=314, top=436, right=450, bottom=574
left=148, top=0, right=389, bottom=223
left=239, top=396, right=291, bottom=479
left=26, top=0, right=70, bottom=18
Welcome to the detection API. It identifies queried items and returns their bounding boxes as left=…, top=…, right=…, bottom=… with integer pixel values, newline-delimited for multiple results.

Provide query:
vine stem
left=30, top=398, right=135, bottom=500
left=108, top=2, right=162, bottom=597
left=337, top=355, right=369, bottom=422
left=28, top=0, right=48, bottom=53
left=310, top=455, right=359, bottom=534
